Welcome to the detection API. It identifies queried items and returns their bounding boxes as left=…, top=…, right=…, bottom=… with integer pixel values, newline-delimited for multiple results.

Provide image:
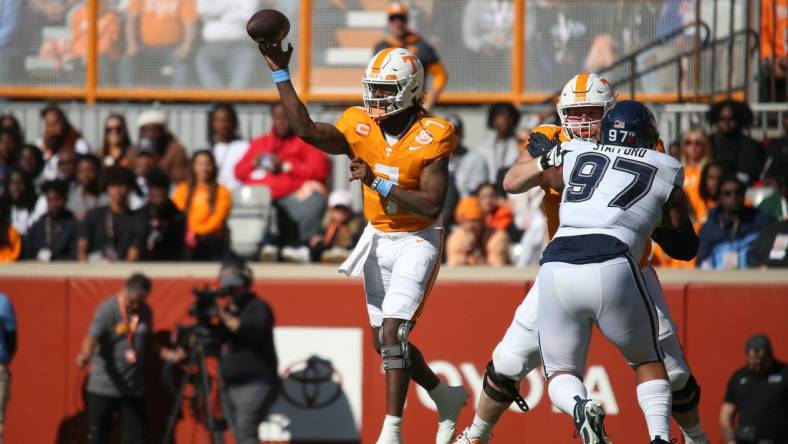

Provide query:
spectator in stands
left=707, top=100, right=766, bottom=186
left=696, top=162, right=727, bottom=223
left=760, top=0, right=787, bottom=102
left=441, top=114, right=469, bottom=228
left=195, top=0, right=257, bottom=89
left=0, top=199, right=20, bottom=262
left=373, top=2, right=447, bottom=111
left=456, top=102, right=521, bottom=197
left=38, top=104, right=90, bottom=181
left=0, top=0, right=22, bottom=85
left=77, top=273, right=153, bottom=444
left=138, top=168, right=185, bottom=261
left=764, top=113, right=788, bottom=182
left=0, top=128, right=19, bottom=189
left=307, top=190, right=363, bottom=264
left=720, top=334, right=788, bottom=443
left=68, top=154, right=106, bottom=220
left=173, top=150, right=231, bottom=261
left=23, top=179, right=77, bottom=261
left=759, top=174, right=788, bottom=222
left=122, top=0, right=197, bottom=87
left=447, top=198, right=491, bottom=266
left=477, top=182, right=512, bottom=265
left=135, top=109, right=188, bottom=182
left=16, top=145, right=44, bottom=188
left=207, top=103, right=248, bottom=190
left=0, top=115, right=23, bottom=146
left=100, top=114, right=133, bottom=168
left=697, top=176, right=775, bottom=270
left=29, top=147, right=78, bottom=222
left=0, top=290, right=15, bottom=441
left=129, top=141, right=159, bottom=210
left=67, top=0, right=121, bottom=85
left=3, top=168, right=35, bottom=236
left=679, top=127, right=711, bottom=224
left=235, top=103, right=329, bottom=262
left=77, top=166, right=143, bottom=262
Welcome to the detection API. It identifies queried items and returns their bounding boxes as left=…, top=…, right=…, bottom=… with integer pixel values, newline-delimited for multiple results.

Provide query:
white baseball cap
left=328, top=190, right=353, bottom=209
left=137, top=109, right=167, bottom=130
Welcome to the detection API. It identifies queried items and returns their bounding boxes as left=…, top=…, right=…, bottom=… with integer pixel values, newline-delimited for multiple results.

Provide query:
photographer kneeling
left=216, top=260, right=280, bottom=444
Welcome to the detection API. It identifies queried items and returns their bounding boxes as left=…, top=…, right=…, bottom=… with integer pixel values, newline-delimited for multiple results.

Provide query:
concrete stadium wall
left=0, top=265, right=787, bottom=443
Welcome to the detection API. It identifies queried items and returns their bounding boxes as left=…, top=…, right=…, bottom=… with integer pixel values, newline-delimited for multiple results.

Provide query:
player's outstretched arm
left=350, top=156, right=449, bottom=220
left=652, top=187, right=699, bottom=261
left=258, top=42, right=350, bottom=156
left=503, top=146, right=564, bottom=194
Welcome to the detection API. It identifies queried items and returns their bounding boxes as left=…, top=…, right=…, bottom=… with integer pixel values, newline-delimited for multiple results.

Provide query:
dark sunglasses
left=388, top=14, right=407, bottom=22
left=105, top=126, right=123, bottom=133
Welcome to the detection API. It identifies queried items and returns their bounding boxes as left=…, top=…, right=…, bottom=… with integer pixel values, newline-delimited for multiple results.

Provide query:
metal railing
left=0, top=0, right=763, bottom=105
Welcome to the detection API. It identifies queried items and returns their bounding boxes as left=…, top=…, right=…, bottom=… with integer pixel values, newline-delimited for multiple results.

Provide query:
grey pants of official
left=221, top=379, right=279, bottom=444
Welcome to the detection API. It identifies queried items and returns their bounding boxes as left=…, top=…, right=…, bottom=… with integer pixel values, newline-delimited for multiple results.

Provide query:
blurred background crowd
left=0, top=0, right=785, bottom=269
left=0, top=97, right=785, bottom=269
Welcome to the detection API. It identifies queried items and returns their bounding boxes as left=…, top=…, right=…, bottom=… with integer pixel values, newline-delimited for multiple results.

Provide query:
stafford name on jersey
left=593, top=145, right=649, bottom=159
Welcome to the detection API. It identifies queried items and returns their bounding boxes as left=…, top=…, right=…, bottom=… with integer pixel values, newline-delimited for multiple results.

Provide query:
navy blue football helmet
left=599, top=100, right=659, bottom=149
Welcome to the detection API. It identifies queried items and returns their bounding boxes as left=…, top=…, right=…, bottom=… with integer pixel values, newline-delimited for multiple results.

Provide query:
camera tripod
left=161, top=337, right=226, bottom=444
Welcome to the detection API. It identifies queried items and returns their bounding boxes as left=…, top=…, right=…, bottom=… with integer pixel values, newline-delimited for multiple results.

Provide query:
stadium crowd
left=0, top=100, right=784, bottom=269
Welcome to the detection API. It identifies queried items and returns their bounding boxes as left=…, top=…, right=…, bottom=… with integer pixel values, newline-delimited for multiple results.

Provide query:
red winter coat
left=234, top=130, right=329, bottom=200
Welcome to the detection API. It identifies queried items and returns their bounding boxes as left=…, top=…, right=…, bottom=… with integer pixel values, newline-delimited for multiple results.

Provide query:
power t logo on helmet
left=557, top=72, right=616, bottom=141
left=363, top=47, right=425, bottom=119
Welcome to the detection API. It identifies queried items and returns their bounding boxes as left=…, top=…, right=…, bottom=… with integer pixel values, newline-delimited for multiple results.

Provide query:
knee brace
left=482, top=361, right=529, bottom=412
left=671, top=373, right=701, bottom=414
left=380, top=322, right=412, bottom=370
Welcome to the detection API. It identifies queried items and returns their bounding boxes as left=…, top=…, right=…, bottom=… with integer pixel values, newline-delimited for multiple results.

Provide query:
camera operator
left=76, top=273, right=153, bottom=444
left=215, top=260, right=280, bottom=444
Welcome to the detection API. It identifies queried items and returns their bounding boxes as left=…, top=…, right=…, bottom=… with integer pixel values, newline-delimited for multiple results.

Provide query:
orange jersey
left=526, top=124, right=665, bottom=266
left=336, top=107, right=455, bottom=232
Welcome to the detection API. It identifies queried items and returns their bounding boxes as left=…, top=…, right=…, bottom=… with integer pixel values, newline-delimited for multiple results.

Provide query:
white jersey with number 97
left=553, top=139, right=684, bottom=261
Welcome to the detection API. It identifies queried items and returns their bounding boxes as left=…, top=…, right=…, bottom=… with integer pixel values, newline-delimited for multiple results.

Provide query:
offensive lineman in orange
left=257, top=41, right=468, bottom=444
left=454, top=73, right=709, bottom=444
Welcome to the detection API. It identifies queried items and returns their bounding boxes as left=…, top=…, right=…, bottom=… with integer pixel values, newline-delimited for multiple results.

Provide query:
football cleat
left=649, top=437, right=674, bottom=444
left=573, top=396, right=612, bottom=444
left=452, top=428, right=487, bottom=444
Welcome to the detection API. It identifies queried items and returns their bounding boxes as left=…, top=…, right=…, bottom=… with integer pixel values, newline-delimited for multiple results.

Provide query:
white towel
left=338, top=224, right=376, bottom=277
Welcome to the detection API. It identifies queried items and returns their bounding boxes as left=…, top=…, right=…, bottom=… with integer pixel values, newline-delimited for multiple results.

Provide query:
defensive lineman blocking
left=520, top=101, right=696, bottom=443
left=455, top=74, right=708, bottom=444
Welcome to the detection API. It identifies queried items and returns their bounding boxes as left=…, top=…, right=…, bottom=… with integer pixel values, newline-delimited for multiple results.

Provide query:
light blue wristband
left=272, top=68, right=290, bottom=84
left=372, top=177, right=394, bottom=198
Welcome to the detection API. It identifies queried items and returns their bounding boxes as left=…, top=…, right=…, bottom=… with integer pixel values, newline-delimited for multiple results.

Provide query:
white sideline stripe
left=347, top=10, right=387, bottom=28
left=326, top=48, right=374, bottom=66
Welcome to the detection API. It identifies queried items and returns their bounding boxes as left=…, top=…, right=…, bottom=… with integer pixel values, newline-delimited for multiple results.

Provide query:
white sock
left=467, top=415, right=494, bottom=440
left=636, top=379, right=672, bottom=441
left=377, top=415, right=402, bottom=443
left=548, top=374, right=587, bottom=415
left=681, top=423, right=709, bottom=443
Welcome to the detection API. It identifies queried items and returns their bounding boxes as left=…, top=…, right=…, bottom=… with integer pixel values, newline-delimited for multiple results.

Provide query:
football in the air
left=246, top=9, right=290, bottom=44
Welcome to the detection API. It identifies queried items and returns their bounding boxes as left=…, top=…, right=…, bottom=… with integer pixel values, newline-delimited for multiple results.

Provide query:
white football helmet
left=362, top=47, right=424, bottom=119
left=557, top=72, right=616, bottom=141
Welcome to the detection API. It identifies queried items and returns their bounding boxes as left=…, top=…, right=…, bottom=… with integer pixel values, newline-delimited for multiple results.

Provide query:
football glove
left=537, top=144, right=565, bottom=172
left=526, top=131, right=560, bottom=158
